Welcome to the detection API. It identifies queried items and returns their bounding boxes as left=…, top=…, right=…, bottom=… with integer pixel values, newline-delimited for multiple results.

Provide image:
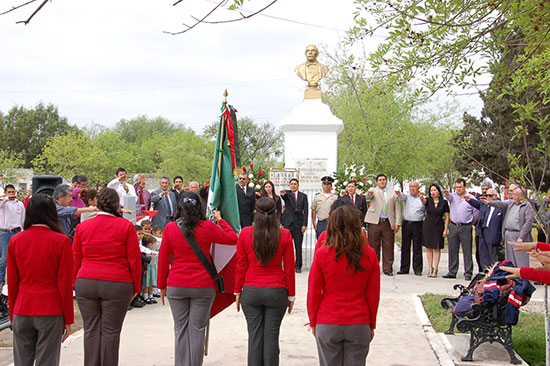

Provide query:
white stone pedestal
left=280, top=98, right=344, bottom=190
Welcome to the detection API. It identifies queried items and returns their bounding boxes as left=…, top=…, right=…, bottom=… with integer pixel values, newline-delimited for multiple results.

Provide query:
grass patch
left=420, top=293, right=547, bottom=366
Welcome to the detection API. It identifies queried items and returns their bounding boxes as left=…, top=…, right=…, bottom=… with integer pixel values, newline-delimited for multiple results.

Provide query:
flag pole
left=205, top=89, right=229, bottom=357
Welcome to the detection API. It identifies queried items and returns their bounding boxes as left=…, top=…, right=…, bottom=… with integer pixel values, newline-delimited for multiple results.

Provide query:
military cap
left=321, top=176, right=334, bottom=184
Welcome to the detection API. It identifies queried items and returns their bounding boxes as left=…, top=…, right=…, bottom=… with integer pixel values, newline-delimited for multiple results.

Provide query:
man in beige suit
left=365, top=174, right=402, bottom=276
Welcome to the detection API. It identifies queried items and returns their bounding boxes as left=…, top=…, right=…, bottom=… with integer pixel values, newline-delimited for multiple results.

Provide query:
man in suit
left=171, top=176, right=184, bottom=204
left=472, top=181, right=493, bottom=272
left=280, top=178, right=309, bottom=273
left=483, top=186, right=535, bottom=268
left=466, top=188, right=504, bottom=270
left=365, top=174, right=402, bottom=276
left=236, top=173, right=256, bottom=228
left=151, top=176, right=178, bottom=229
left=341, top=181, right=367, bottom=225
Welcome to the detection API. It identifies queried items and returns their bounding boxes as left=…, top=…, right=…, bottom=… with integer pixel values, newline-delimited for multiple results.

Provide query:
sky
left=0, top=0, right=483, bottom=133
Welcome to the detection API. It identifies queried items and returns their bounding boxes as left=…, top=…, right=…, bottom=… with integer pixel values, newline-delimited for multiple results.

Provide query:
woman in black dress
left=420, top=184, right=449, bottom=278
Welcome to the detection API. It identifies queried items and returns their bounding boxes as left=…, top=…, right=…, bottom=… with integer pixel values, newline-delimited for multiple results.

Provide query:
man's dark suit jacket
left=236, top=184, right=256, bottom=228
left=151, top=189, right=178, bottom=228
left=341, top=194, right=367, bottom=220
left=281, top=190, right=308, bottom=228
left=467, top=198, right=504, bottom=246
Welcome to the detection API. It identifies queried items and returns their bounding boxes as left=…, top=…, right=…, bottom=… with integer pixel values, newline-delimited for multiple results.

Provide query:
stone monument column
left=280, top=44, right=344, bottom=190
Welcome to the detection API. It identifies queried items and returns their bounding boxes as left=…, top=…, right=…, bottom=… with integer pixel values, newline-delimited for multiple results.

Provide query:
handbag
left=176, top=218, right=225, bottom=293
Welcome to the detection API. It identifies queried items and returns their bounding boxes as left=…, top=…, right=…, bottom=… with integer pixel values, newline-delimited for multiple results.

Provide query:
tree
left=202, top=116, right=283, bottom=170
left=142, top=130, right=214, bottom=183
left=113, top=116, right=186, bottom=145
left=350, top=1, right=550, bottom=360
left=322, top=49, right=458, bottom=184
left=0, top=102, right=78, bottom=168
left=452, top=37, right=550, bottom=188
left=32, top=130, right=111, bottom=185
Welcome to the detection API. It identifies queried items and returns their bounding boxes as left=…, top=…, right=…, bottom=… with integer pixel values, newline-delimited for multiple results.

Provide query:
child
left=141, top=220, right=152, bottom=235
left=134, top=225, right=144, bottom=241
left=141, top=235, right=158, bottom=304
left=151, top=225, right=163, bottom=250
left=151, top=226, right=163, bottom=298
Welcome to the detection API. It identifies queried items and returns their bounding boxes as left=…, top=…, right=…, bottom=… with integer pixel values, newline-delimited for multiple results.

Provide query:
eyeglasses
left=238, top=177, right=246, bottom=180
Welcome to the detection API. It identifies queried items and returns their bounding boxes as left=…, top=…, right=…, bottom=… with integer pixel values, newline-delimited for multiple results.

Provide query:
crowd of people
left=0, top=167, right=549, bottom=366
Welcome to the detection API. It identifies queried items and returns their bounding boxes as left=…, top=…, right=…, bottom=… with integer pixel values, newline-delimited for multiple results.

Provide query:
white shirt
left=0, top=197, right=25, bottom=230
left=107, top=178, right=137, bottom=207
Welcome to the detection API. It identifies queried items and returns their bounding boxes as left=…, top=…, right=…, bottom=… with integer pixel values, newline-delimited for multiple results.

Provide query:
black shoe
left=464, top=275, right=472, bottom=281
left=414, top=272, right=422, bottom=276
left=153, top=293, right=161, bottom=298
left=131, top=298, right=145, bottom=308
left=384, top=271, right=393, bottom=276
left=295, top=269, right=302, bottom=273
left=144, top=298, right=154, bottom=305
left=149, top=298, right=157, bottom=304
left=396, top=271, right=408, bottom=275
left=443, top=274, right=456, bottom=279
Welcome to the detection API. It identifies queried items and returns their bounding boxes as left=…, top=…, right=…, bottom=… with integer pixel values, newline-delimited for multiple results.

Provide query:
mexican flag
left=207, top=98, right=241, bottom=318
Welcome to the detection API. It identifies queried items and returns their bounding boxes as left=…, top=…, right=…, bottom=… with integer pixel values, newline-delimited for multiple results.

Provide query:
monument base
left=280, top=98, right=344, bottom=190
left=304, top=88, right=322, bottom=99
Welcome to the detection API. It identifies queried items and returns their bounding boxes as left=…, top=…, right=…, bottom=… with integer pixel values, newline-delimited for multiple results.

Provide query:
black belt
left=317, top=219, right=327, bottom=223
left=403, top=220, right=423, bottom=224
left=379, top=218, right=388, bottom=222
left=450, top=221, right=472, bottom=226
left=0, top=227, right=21, bottom=233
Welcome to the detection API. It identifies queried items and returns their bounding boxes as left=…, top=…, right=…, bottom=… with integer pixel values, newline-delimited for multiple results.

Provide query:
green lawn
left=420, top=294, right=547, bottom=366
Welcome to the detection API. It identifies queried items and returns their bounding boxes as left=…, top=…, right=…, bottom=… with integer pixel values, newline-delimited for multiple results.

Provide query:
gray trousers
left=504, top=230, right=530, bottom=268
left=12, top=314, right=64, bottom=366
left=315, top=324, right=372, bottom=366
left=241, top=286, right=288, bottom=366
left=447, top=223, right=473, bottom=277
left=75, top=278, right=133, bottom=366
left=167, top=286, right=216, bottom=366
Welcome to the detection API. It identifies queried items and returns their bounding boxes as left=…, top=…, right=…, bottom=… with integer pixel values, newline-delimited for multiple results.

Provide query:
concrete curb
left=413, top=294, right=455, bottom=366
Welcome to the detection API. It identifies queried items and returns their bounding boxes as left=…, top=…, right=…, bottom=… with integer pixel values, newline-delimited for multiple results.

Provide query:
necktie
left=351, top=195, right=355, bottom=206
left=165, top=194, right=174, bottom=216
left=294, top=192, right=298, bottom=212
left=138, top=188, right=144, bottom=205
left=242, top=186, right=245, bottom=193
left=382, top=189, right=387, bottom=216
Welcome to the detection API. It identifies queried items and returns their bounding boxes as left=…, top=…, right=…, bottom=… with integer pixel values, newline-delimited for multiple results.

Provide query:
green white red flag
left=207, top=101, right=241, bottom=317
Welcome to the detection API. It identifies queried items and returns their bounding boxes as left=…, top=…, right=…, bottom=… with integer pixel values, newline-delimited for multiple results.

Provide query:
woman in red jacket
left=158, top=191, right=238, bottom=366
left=235, top=197, right=295, bottom=366
left=308, top=205, right=380, bottom=366
left=73, top=188, right=141, bottom=366
left=8, top=194, right=74, bottom=366
left=501, top=241, right=550, bottom=284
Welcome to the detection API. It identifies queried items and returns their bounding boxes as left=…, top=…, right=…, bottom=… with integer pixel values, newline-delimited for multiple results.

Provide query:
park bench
left=440, top=273, right=523, bottom=364
left=0, top=294, right=10, bottom=332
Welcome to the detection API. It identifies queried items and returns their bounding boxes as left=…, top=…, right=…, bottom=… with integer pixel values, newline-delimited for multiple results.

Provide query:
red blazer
left=234, top=226, right=295, bottom=296
left=73, top=213, right=142, bottom=293
left=157, top=219, right=237, bottom=289
left=7, top=226, right=74, bottom=324
left=308, top=237, right=380, bottom=329
left=520, top=242, right=550, bottom=284
left=315, top=230, right=368, bottom=252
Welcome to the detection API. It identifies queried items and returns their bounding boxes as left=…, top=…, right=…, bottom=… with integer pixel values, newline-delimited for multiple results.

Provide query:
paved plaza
left=0, top=247, right=544, bottom=365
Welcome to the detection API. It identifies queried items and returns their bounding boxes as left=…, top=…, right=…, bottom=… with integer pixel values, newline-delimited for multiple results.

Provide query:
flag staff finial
left=223, top=89, right=228, bottom=103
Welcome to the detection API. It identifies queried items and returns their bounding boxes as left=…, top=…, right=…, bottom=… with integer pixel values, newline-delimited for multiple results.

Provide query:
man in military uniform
left=311, top=176, right=338, bottom=238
